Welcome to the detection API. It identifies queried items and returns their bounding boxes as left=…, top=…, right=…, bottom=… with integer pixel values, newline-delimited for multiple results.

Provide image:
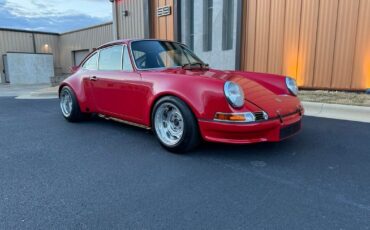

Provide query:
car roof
left=97, top=39, right=182, bottom=49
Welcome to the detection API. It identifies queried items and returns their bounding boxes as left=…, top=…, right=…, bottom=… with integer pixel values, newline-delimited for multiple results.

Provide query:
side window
left=98, top=45, right=122, bottom=70
left=82, top=52, right=98, bottom=70
left=122, top=46, right=133, bottom=71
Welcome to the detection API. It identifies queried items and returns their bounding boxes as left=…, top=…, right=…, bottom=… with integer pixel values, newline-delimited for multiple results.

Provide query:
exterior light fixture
left=43, top=44, right=49, bottom=52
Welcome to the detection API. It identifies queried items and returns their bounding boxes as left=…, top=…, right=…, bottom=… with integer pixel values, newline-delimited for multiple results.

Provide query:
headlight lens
left=224, top=81, right=245, bottom=108
left=286, top=77, right=298, bottom=96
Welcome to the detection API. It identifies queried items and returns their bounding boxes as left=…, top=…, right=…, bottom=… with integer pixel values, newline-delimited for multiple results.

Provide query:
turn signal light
left=214, top=112, right=256, bottom=123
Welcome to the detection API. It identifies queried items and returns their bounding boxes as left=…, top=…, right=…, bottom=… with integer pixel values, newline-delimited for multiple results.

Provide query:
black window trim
left=122, top=44, right=134, bottom=72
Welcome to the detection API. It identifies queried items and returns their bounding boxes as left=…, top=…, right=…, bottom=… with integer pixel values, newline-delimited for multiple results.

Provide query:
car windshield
left=130, top=40, right=205, bottom=70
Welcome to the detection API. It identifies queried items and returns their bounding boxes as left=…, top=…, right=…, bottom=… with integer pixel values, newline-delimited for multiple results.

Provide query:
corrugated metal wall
left=0, top=30, right=34, bottom=76
left=0, top=30, right=59, bottom=78
left=1, top=23, right=112, bottom=79
left=59, top=23, right=113, bottom=73
left=241, top=0, right=370, bottom=90
left=34, top=34, right=60, bottom=72
left=115, top=0, right=147, bottom=39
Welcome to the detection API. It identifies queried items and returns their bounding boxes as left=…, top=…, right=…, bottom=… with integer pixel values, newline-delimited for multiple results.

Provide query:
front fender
left=142, top=73, right=230, bottom=126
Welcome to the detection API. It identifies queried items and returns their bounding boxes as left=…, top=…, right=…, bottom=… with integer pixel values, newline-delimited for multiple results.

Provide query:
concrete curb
left=302, top=101, right=370, bottom=123
left=15, top=86, right=59, bottom=99
left=16, top=94, right=58, bottom=99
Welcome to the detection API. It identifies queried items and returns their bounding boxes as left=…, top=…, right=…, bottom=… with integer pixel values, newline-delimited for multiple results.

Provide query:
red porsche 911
left=59, top=39, right=303, bottom=153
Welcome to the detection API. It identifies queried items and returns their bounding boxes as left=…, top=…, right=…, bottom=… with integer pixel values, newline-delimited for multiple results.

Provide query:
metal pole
left=112, top=0, right=119, bottom=40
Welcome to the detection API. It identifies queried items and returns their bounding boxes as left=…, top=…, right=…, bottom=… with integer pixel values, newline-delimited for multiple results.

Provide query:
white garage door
left=73, top=50, right=90, bottom=66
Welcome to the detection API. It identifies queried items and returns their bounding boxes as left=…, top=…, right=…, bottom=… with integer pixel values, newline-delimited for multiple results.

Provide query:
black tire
left=152, top=96, right=200, bottom=153
left=59, top=86, right=87, bottom=122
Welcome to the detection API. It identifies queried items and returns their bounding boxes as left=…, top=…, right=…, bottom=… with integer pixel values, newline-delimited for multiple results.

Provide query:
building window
left=222, top=0, right=234, bottom=50
left=203, top=0, right=213, bottom=52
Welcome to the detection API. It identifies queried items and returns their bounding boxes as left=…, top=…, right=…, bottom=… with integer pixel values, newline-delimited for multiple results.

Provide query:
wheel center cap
left=174, top=119, right=179, bottom=126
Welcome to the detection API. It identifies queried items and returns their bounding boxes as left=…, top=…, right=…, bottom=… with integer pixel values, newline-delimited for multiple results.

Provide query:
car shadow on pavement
left=83, top=114, right=308, bottom=160
left=194, top=140, right=297, bottom=158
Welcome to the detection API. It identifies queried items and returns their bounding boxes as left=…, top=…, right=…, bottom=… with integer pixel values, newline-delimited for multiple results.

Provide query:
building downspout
left=111, top=0, right=119, bottom=40
left=32, top=33, right=36, bottom=53
left=173, top=0, right=181, bottom=42
left=143, top=0, right=151, bottom=38
left=234, top=0, right=243, bottom=71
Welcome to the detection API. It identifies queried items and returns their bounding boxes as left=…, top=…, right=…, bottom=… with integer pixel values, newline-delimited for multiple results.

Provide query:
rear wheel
left=152, top=96, right=200, bottom=153
left=60, top=86, right=87, bottom=122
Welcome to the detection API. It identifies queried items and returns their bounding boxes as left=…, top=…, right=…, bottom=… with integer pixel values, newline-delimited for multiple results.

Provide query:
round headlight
left=224, top=81, right=245, bottom=108
left=286, top=77, right=298, bottom=96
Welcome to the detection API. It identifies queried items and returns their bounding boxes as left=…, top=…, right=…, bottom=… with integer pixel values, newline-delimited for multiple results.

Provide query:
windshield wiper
left=182, top=62, right=208, bottom=70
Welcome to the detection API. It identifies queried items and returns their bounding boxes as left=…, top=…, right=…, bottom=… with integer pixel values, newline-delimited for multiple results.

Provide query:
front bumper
left=198, top=111, right=302, bottom=144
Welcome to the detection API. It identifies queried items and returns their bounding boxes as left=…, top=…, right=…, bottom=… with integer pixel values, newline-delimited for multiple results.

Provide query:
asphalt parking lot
left=0, top=97, right=369, bottom=229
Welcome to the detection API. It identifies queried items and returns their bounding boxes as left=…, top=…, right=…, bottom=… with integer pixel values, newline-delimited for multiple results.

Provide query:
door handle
left=89, top=76, right=98, bottom=81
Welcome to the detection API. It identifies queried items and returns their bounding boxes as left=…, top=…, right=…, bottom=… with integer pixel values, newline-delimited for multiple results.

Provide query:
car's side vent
left=253, top=111, right=268, bottom=121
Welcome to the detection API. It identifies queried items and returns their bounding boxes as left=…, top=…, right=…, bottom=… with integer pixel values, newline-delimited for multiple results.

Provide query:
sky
left=0, top=0, right=112, bottom=33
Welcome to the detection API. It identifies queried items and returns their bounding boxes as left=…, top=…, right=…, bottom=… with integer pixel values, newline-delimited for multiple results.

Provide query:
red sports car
left=59, top=39, right=303, bottom=153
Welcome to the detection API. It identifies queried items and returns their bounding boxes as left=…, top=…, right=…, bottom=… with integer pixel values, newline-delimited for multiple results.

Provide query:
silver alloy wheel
left=154, top=102, right=184, bottom=146
left=60, top=89, right=73, bottom=117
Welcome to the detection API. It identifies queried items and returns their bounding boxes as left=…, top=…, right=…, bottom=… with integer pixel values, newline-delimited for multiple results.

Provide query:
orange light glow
left=296, top=46, right=309, bottom=87
left=364, top=54, right=370, bottom=88
left=283, top=52, right=298, bottom=81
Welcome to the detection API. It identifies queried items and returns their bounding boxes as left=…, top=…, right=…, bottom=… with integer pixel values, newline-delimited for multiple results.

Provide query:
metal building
left=0, top=22, right=113, bottom=84
left=113, top=0, right=370, bottom=91
left=59, top=22, right=113, bottom=74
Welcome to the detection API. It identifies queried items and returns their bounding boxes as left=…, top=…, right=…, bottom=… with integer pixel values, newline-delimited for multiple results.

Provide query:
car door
left=90, top=45, right=145, bottom=123
left=79, top=51, right=99, bottom=111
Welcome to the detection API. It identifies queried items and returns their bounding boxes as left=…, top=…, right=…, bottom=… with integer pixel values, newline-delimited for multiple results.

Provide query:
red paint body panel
left=199, top=112, right=302, bottom=144
left=60, top=39, right=303, bottom=144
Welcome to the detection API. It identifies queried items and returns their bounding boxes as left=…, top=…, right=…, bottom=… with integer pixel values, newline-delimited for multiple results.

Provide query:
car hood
left=152, top=68, right=301, bottom=117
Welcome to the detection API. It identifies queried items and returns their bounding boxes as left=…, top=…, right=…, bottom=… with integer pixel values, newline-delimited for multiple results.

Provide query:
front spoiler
left=198, top=111, right=303, bottom=144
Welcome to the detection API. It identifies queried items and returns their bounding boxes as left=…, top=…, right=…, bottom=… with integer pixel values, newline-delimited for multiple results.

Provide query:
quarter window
left=98, top=45, right=123, bottom=70
left=82, top=52, right=98, bottom=70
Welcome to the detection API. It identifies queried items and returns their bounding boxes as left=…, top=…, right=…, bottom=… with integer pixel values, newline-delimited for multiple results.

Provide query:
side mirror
left=70, top=66, right=80, bottom=73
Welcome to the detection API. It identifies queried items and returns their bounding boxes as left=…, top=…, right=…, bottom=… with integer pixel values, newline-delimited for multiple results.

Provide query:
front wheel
left=60, top=86, right=87, bottom=122
left=152, top=96, right=200, bottom=153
